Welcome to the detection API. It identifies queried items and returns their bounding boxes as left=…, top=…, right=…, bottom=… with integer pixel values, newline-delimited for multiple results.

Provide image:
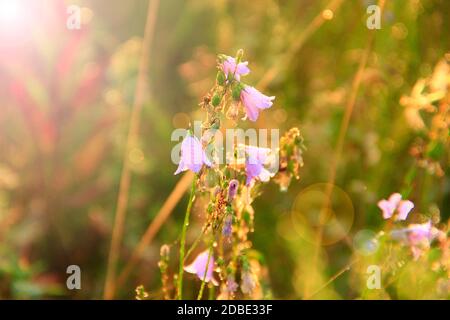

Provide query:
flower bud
left=216, top=71, right=226, bottom=86
left=211, top=93, right=221, bottom=107
left=211, top=118, right=220, bottom=130
left=236, top=49, right=244, bottom=63
left=160, top=244, right=170, bottom=258
left=232, top=84, right=243, bottom=101
left=227, top=179, right=239, bottom=202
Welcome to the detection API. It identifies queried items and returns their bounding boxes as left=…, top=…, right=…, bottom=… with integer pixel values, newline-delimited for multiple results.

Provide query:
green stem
left=184, top=226, right=208, bottom=263
left=177, top=177, right=196, bottom=300
left=208, top=283, right=215, bottom=300
left=197, top=244, right=213, bottom=300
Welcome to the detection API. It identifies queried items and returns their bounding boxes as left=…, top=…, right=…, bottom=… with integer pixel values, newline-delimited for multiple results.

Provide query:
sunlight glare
left=0, top=0, right=25, bottom=27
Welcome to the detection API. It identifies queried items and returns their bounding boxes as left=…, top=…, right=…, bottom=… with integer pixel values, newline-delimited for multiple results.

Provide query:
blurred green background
left=0, top=0, right=448, bottom=299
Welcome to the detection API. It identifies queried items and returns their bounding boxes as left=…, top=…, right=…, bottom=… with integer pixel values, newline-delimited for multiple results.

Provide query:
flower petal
left=174, top=159, right=187, bottom=175
left=396, top=200, right=414, bottom=221
left=222, top=56, right=250, bottom=81
left=377, top=199, right=395, bottom=219
left=184, top=250, right=218, bottom=286
left=388, top=193, right=402, bottom=207
left=174, top=134, right=211, bottom=174
left=240, top=86, right=275, bottom=122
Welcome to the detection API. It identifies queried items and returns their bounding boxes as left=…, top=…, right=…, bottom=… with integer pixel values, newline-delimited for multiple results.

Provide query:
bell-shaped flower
left=222, top=56, right=250, bottom=81
left=240, top=86, right=275, bottom=121
left=174, top=134, right=212, bottom=175
left=377, top=193, right=414, bottom=221
left=244, top=145, right=274, bottom=186
left=184, top=250, right=218, bottom=285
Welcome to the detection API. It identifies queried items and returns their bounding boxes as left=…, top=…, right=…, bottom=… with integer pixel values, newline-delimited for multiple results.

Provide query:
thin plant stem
left=116, top=171, right=194, bottom=290
left=305, top=0, right=386, bottom=299
left=208, top=284, right=215, bottom=300
left=103, top=0, right=160, bottom=300
left=177, top=178, right=197, bottom=300
left=197, top=244, right=213, bottom=300
left=184, top=226, right=209, bottom=263
left=305, top=259, right=359, bottom=299
left=257, top=0, right=344, bottom=90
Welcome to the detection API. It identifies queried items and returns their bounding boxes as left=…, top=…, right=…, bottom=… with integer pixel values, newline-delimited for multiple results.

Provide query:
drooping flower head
left=174, top=133, right=212, bottom=175
left=377, top=192, right=414, bottom=221
left=244, top=145, right=274, bottom=185
left=222, top=56, right=250, bottom=81
left=184, top=250, right=218, bottom=285
left=240, top=86, right=275, bottom=122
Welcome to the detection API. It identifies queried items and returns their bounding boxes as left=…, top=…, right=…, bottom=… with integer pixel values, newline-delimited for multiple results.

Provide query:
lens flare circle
left=353, top=229, right=379, bottom=256
left=291, top=183, right=354, bottom=246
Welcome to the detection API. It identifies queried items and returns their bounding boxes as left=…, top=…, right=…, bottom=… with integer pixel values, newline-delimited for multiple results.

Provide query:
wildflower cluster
left=377, top=192, right=447, bottom=260
left=347, top=190, right=449, bottom=299
left=159, top=50, right=304, bottom=299
left=349, top=191, right=449, bottom=299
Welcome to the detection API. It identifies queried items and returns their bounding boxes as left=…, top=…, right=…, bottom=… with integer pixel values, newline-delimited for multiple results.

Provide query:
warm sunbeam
left=0, top=0, right=25, bottom=27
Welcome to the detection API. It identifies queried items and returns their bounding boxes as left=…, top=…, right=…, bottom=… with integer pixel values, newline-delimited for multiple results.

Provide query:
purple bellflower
left=222, top=56, right=250, bottom=81
left=244, top=145, right=274, bottom=186
left=184, top=250, right=218, bottom=286
left=240, top=86, right=275, bottom=122
left=174, top=133, right=212, bottom=175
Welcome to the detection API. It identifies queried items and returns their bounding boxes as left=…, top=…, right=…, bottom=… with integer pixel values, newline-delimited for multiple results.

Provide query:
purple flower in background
left=184, top=250, right=218, bottom=285
left=240, top=86, right=275, bottom=121
left=407, top=221, right=434, bottom=245
left=245, top=145, right=273, bottom=185
left=407, top=221, right=436, bottom=260
left=222, top=56, right=250, bottom=81
left=241, top=271, right=257, bottom=295
left=174, top=133, right=212, bottom=175
left=377, top=193, right=414, bottom=221
left=226, top=275, right=238, bottom=293
left=390, top=221, right=441, bottom=260
left=390, top=221, right=433, bottom=244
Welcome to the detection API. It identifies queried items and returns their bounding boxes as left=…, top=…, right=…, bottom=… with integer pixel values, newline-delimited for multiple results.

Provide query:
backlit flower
left=184, top=250, right=218, bottom=285
left=222, top=56, right=250, bottom=81
left=240, top=86, right=275, bottom=121
left=244, top=145, right=274, bottom=185
left=174, top=134, right=212, bottom=175
left=377, top=193, right=414, bottom=221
